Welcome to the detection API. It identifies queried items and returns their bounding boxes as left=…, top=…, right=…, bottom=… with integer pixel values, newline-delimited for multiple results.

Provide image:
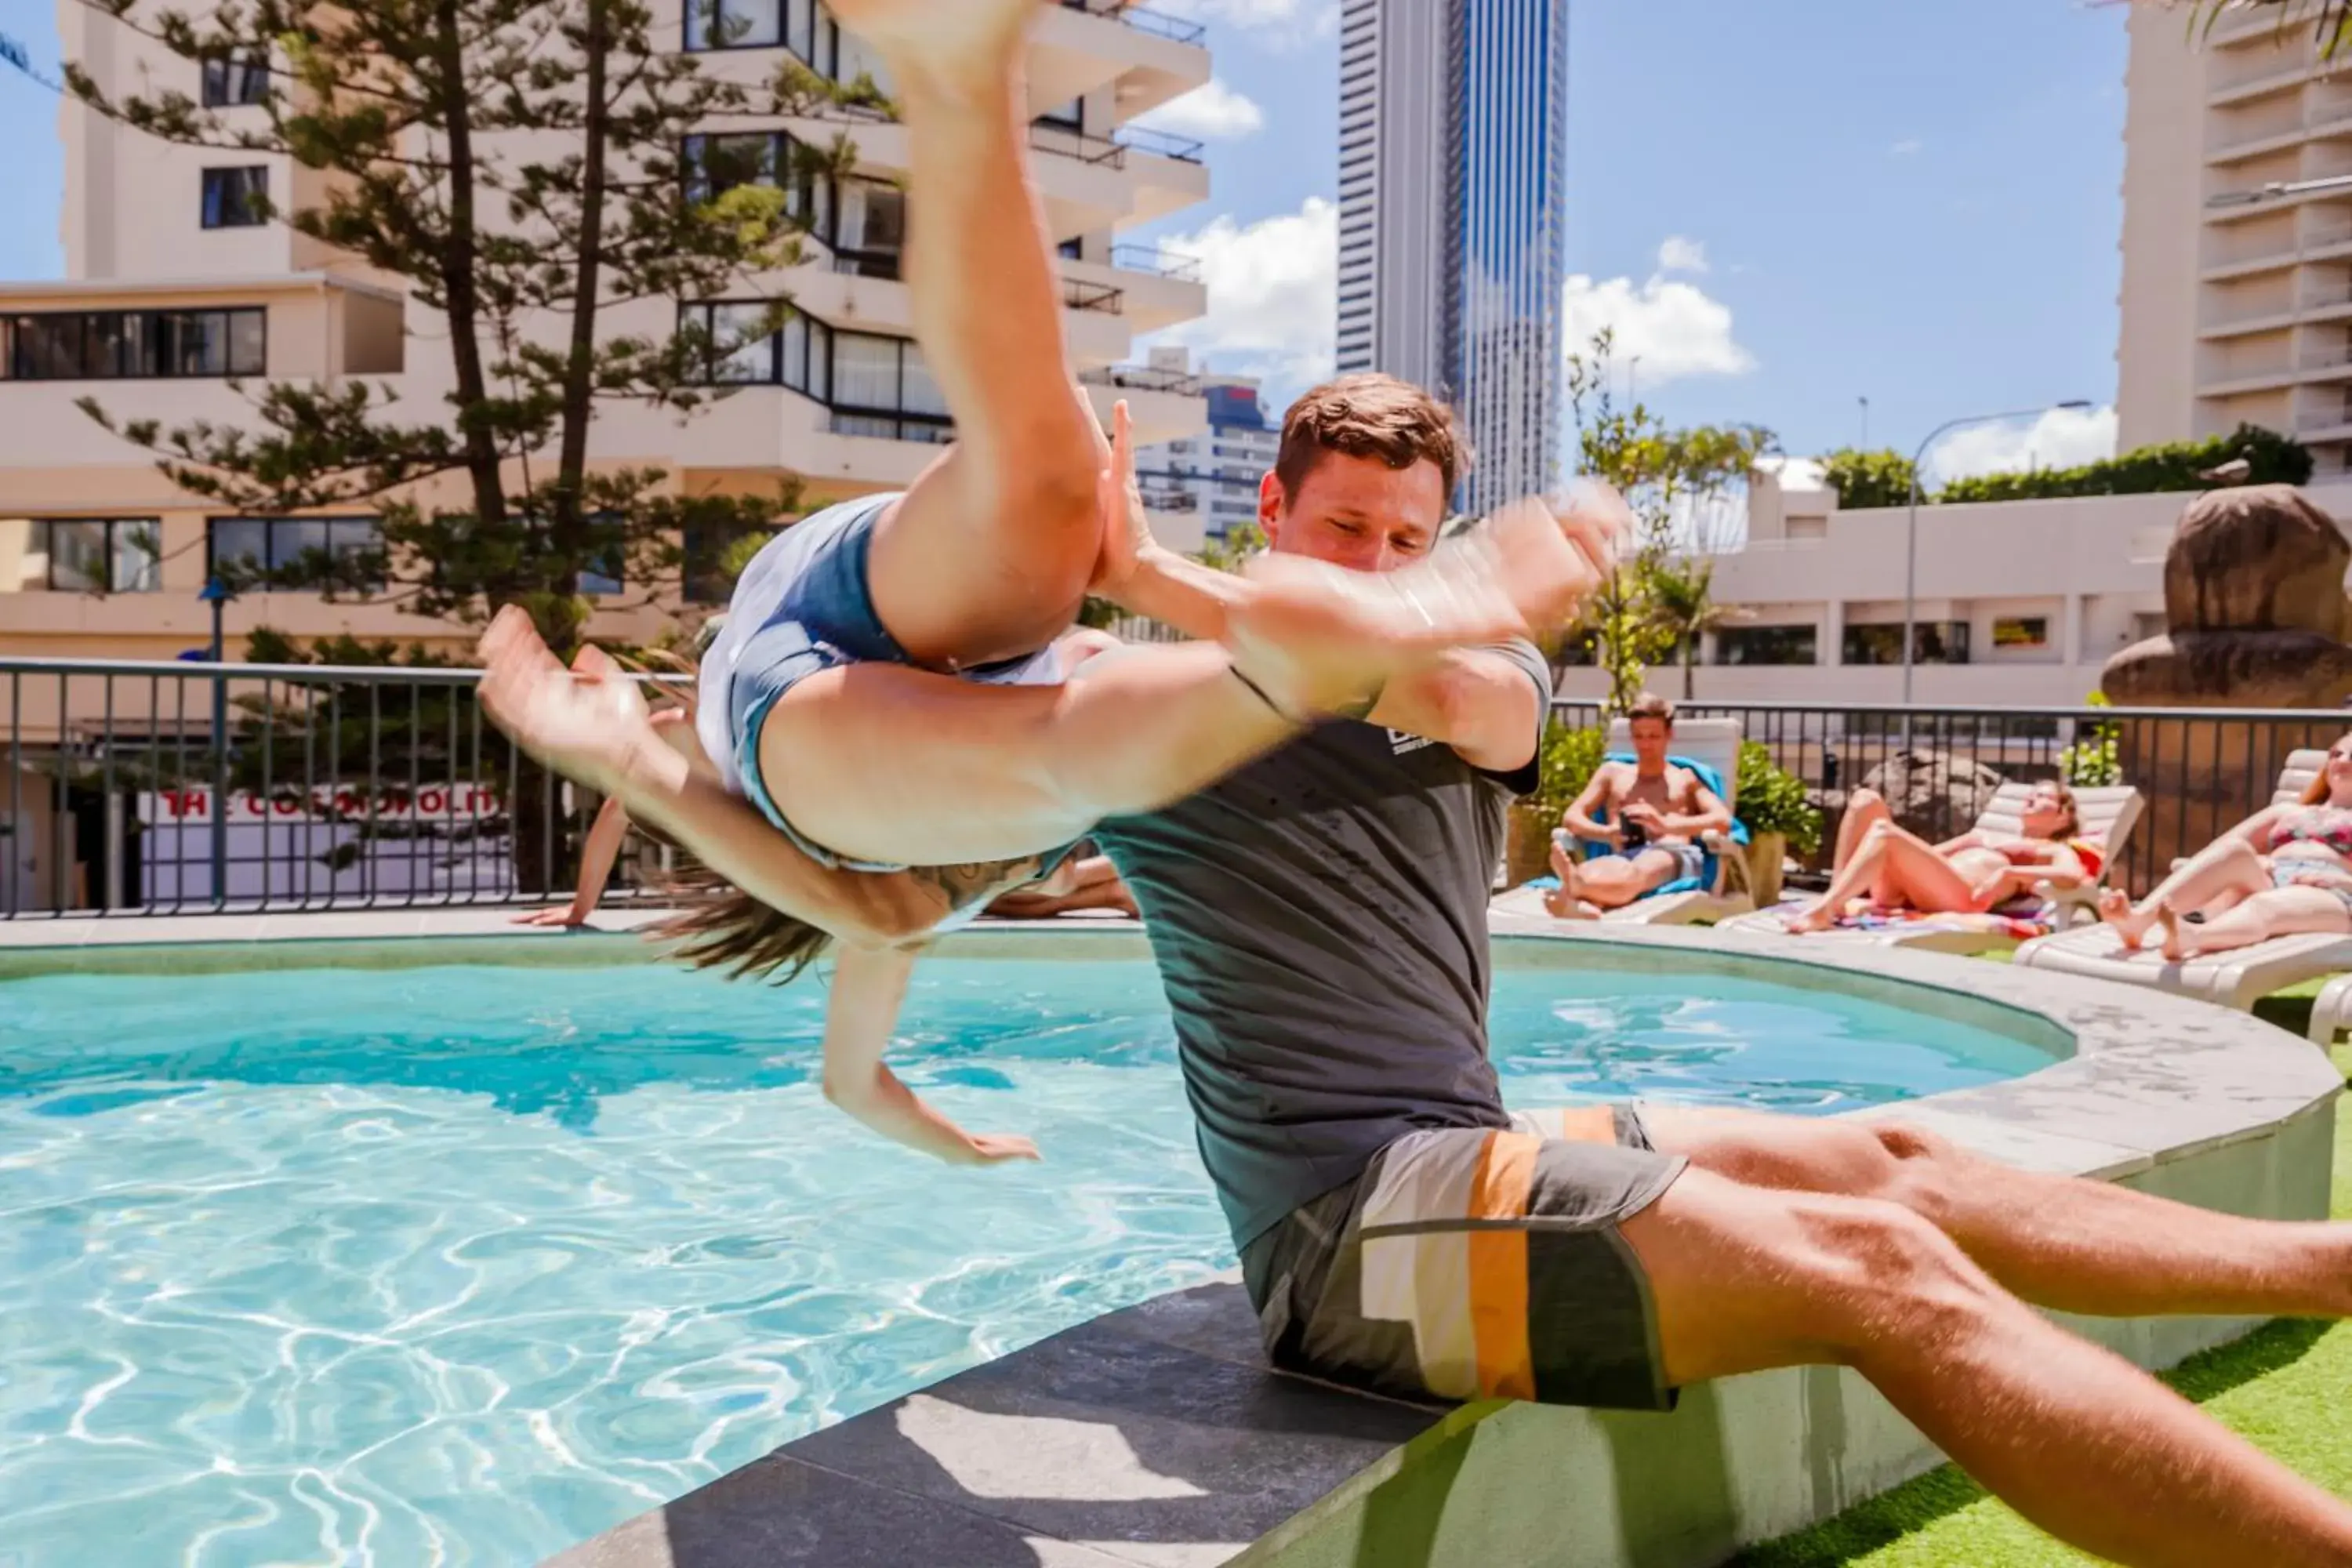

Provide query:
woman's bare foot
left=2100, top=887, right=2159, bottom=951
left=2158, top=902, right=2197, bottom=964
left=1783, top=898, right=1839, bottom=935
left=1225, top=491, right=1628, bottom=715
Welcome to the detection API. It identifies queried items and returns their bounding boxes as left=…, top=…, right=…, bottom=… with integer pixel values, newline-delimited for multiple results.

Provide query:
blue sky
left=0, top=0, right=2132, bottom=477
left=1136, top=0, right=2134, bottom=480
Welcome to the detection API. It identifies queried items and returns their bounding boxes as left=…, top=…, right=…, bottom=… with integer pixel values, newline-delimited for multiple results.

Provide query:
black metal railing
left=1079, top=361, right=1203, bottom=395
left=1028, top=123, right=1127, bottom=169
left=1548, top=696, right=2352, bottom=898
left=0, top=656, right=674, bottom=920
left=13, top=659, right=2342, bottom=919
left=1061, top=277, right=1127, bottom=314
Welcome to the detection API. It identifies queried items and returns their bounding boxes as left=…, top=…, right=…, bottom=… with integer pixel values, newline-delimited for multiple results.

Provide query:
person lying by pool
left=979, top=846, right=1139, bottom=920
left=1781, top=779, right=2096, bottom=934
left=1052, top=367, right=2352, bottom=1568
left=2098, top=730, right=2352, bottom=961
left=1542, top=691, right=1733, bottom=919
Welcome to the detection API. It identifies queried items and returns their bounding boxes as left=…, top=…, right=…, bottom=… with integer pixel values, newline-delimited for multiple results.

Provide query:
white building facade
left=1130, top=349, right=1278, bottom=551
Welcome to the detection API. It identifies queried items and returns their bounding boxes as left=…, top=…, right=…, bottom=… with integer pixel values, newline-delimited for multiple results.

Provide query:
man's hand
left=1622, top=801, right=1668, bottom=838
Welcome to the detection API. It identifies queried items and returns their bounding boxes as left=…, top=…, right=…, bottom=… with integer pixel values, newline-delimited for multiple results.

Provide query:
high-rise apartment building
left=1335, top=0, right=1569, bottom=517
left=2119, top=3, right=2352, bottom=474
left=2, top=0, right=1217, bottom=662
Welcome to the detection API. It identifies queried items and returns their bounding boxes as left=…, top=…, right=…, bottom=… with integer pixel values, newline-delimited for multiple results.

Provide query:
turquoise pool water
left=0, top=955, right=2053, bottom=1566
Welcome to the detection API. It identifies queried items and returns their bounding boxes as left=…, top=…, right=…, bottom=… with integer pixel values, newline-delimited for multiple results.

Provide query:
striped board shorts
left=1241, top=1106, right=1689, bottom=1412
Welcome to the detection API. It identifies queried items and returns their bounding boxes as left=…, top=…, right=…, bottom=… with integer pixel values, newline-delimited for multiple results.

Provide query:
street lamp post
left=199, top=576, right=231, bottom=906
left=1903, top=401, right=2096, bottom=706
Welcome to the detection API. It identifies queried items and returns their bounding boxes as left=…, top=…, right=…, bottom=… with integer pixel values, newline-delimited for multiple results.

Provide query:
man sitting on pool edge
left=1544, top=690, right=1732, bottom=919
left=1087, top=371, right=2352, bottom=1568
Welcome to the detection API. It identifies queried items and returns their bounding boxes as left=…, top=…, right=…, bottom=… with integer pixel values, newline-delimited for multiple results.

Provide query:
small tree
left=1645, top=556, right=1746, bottom=702
left=1562, top=329, right=1775, bottom=711
left=1817, top=448, right=1919, bottom=511
left=64, top=0, right=873, bottom=884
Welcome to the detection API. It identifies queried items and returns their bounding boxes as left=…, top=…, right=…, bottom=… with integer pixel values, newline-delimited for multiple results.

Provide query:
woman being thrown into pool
left=478, top=0, right=1624, bottom=1171
left=2097, top=731, right=2352, bottom=962
left=1783, top=779, right=2099, bottom=934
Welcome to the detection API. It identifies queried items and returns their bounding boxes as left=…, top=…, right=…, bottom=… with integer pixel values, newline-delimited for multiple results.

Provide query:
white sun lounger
left=1717, top=781, right=2144, bottom=955
left=1498, top=717, right=1755, bottom=928
left=2016, top=750, right=2352, bottom=1012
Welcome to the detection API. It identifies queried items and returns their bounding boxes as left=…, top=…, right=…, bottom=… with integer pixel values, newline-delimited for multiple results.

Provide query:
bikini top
left=2270, top=808, right=2352, bottom=858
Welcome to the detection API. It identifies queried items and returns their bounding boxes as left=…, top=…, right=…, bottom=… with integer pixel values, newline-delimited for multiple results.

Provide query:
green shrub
left=1735, top=741, right=1823, bottom=857
left=1530, top=718, right=1608, bottom=823
left=1817, top=447, right=1918, bottom=511
left=1934, top=424, right=2310, bottom=506
left=2060, top=691, right=2122, bottom=788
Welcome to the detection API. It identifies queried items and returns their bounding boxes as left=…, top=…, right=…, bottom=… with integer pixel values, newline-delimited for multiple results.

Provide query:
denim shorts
left=696, top=492, right=1065, bottom=874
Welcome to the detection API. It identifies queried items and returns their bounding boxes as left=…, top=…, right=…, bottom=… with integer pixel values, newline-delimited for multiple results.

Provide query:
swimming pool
left=0, top=948, right=2060, bottom=1566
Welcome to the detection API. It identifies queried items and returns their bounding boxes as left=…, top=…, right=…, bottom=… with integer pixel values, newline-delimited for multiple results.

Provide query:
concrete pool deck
left=2, top=911, right=2341, bottom=1566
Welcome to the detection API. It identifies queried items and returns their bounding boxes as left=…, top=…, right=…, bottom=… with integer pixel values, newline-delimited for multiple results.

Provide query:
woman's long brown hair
left=2299, top=733, right=2352, bottom=807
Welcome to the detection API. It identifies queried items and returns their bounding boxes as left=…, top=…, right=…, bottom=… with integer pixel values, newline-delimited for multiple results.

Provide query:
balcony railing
left=1028, top=123, right=1127, bottom=169
left=1116, top=124, right=1207, bottom=165
left=1062, top=278, right=1127, bottom=314
left=1109, top=242, right=1205, bottom=283
left=1058, top=0, right=1209, bottom=45
left=1080, top=361, right=1203, bottom=395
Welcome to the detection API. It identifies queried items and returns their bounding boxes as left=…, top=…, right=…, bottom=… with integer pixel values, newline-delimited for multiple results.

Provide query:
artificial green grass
left=1733, top=1050, right=2352, bottom=1567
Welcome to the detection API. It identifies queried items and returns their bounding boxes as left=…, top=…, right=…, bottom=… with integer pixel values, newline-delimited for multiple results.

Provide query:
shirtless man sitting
left=1544, top=692, right=1733, bottom=919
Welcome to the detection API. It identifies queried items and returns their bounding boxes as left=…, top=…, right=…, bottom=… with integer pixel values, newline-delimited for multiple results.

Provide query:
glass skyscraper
left=1336, top=0, right=1570, bottom=518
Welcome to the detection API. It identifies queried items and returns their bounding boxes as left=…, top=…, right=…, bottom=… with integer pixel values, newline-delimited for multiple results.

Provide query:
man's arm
left=1561, top=766, right=1621, bottom=847
left=1368, top=652, right=1544, bottom=773
left=1656, top=779, right=1734, bottom=840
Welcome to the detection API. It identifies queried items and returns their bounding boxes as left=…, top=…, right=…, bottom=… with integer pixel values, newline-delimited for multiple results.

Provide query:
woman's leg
left=1788, top=821, right=1978, bottom=932
left=1832, top=788, right=1893, bottom=873
left=851, top=2, right=1109, bottom=669
left=2160, top=885, right=2352, bottom=961
left=2101, top=837, right=2270, bottom=949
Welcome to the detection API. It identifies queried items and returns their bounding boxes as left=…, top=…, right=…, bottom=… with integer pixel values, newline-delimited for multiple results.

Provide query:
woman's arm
left=524, top=793, right=629, bottom=927
left=819, top=943, right=1040, bottom=1166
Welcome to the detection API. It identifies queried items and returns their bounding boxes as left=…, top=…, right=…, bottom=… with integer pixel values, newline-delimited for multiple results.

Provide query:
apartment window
left=684, top=0, right=835, bottom=67
left=208, top=517, right=383, bottom=591
left=1058, top=237, right=1084, bottom=260
left=1717, top=624, right=1817, bottom=667
left=201, top=166, right=269, bottom=229
left=201, top=50, right=270, bottom=107
left=2, top=307, right=266, bottom=380
left=832, top=179, right=906, bottom=276
left=681, top=301, right=833, bottom=401
left=1991, top=615, right=2052, bottom=652
left=1842, top=621, right=1970, bottom=666
left=1035, top=97, right=1085, bottom=132
left=20, top=520, right=162, bottom=593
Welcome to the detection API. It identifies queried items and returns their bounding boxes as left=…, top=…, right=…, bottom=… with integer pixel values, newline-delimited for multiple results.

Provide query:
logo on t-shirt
left=1388, top=728, right=1436, bottom=757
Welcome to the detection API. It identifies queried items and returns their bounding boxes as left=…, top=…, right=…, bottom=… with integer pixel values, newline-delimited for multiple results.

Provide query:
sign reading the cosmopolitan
left=136, top=783, right=515, bottom=902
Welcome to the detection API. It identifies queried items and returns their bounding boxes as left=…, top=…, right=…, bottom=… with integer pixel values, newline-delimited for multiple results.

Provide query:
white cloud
left=1891, top=139, right=1923, bottom=157
left=1563, top=271, right=1756, bottom=386
left=1133, top=78, right=1265, bottom=140
left=1657, top=236, right=1709, bottom=274
left=1928, top=405, right=2119, bottom=483
left=1147, top=197, right=1338, bottom=392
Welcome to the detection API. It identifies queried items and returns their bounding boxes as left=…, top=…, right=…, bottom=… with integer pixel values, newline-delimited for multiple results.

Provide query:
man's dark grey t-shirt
left=1090, top=643, right=1552, bottom=1250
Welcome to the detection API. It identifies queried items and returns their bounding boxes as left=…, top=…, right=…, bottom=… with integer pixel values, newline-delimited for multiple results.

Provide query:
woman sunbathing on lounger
left=1783, top=780, right=2096, bottom=934
left=2099, top=731, right=2352, bottom=961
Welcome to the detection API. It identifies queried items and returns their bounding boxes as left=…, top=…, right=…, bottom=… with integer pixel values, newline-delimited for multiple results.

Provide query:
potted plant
left=1505, top=720, right=1607, bottom=888
left=1733, top=741, right=1823, bottom=908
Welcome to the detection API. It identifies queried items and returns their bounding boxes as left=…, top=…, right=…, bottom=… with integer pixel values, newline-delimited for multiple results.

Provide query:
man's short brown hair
left=1274, top=374, right=1468, bottom=502
left=1628, top=692, right=1676, bottom=728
